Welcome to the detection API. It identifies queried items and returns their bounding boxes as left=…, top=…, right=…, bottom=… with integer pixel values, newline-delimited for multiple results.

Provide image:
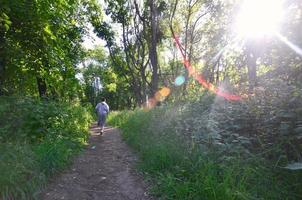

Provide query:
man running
left=95, top=97, right=110, bottom=135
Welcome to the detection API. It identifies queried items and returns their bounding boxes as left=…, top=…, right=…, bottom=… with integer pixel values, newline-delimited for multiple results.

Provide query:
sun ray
left=276, top=33, right=302, bottom=56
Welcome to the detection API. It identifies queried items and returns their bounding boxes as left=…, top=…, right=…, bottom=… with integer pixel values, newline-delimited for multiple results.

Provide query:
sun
left=235, top=0, right=285, bottom=39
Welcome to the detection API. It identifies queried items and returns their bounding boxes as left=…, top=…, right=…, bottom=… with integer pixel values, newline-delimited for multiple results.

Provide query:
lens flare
left=144, top=87, right=171, bottom=110
left=175, top=75, right=185, bottom=86
left=155, top=87, right=171, bottom=101
left=172, top=33, right=241, bottom=101
left=147, top=97, right=157, bottom=108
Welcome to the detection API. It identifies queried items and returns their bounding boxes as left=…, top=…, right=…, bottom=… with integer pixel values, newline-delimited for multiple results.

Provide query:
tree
left=92, top=0, right=169, bottom=106
left=0, top=0, right=103, bottom=100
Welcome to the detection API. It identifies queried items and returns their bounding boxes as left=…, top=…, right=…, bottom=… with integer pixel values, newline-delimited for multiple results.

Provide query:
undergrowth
left=0, top=96, right=93, bottom=199
left=108, top=101, right=302, bottom=199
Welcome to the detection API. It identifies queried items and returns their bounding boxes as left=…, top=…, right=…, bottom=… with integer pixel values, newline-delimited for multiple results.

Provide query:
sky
left=81, top=0, right=123, bottom=50
left=81, top=0, right=108, bottom=50
left=77, top=25, right=104, bottom=82
left=82, top=23, right=106, bottom=50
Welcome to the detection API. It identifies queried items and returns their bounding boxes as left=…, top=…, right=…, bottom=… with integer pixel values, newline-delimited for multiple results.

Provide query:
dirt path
left=39, top=123, right=154, bottom=200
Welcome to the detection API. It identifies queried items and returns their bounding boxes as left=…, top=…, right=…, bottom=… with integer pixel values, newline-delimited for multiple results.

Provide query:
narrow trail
left=39, top=123, right=153, bottom=200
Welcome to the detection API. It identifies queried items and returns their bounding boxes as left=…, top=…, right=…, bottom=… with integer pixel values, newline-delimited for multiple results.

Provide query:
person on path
left=95, top=97, right=110, bottom=134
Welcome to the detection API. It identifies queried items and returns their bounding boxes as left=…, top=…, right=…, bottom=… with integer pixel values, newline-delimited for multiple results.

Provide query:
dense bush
left=0, top=96, right=93, bottom=199
left=108, top=89, right=302, bottom=199
left=0, top=96, right=92, bottom=143
left=178, top=80, right=302, bottom=163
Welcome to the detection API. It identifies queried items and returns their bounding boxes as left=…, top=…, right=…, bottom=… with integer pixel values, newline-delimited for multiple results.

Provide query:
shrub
left=0, top=96, right=93, bottom=199
left=109, top=98, right=302, bottom=199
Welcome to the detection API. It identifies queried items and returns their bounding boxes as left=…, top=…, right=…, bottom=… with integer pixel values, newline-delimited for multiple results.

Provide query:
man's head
left=101, top=97, right=106, bottom=102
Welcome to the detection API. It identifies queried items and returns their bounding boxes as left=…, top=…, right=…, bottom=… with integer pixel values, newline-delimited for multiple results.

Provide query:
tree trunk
left=36, top=76, right=47, bottom=98
left=182, top=0, right=192, bottom=96
left=216, top=59, right=220, bottom=84
left=121, top=23, right=144, bottom=105
left=246, top=43, right=257, bottom=93
left=149, top=0, right=159, bottom=96
left=247, top=53, right=257, bottom=93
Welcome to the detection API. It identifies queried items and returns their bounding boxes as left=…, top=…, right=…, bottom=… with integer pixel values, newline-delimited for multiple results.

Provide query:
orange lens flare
left=155, top=87, right=171, bottom=101
left=144, top=87, right=172, bottom=109
left=159, top=87, right=171, bottom=97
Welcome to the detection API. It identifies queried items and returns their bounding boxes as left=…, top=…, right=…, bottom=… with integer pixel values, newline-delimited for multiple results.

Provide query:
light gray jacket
left=95, top=101, right=109, bottom=116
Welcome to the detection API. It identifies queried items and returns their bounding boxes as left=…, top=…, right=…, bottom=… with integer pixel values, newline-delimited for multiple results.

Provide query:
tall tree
left=0, top=0, right=103, bottom=100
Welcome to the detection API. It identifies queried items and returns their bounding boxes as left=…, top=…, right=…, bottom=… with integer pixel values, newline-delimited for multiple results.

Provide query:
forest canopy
left=1, top=0, right=301, bottom=108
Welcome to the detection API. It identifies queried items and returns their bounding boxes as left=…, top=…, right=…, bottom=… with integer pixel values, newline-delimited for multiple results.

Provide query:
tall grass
left=108, top=108, right=302, bottom=200
left=0, top=96, right=93, bottom=199
left=0, top=143, right=45, bottom=200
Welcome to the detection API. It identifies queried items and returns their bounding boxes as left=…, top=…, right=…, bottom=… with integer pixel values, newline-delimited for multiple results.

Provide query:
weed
left=0, top=96, right=93, bottom=199
left=109, top=108, right=302, bottom=200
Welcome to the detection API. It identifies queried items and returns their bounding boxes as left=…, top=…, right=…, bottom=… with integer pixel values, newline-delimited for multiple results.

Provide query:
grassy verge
left=0, top=96, right=93, bottom=199
left=108, top=108, right=302, bottom=200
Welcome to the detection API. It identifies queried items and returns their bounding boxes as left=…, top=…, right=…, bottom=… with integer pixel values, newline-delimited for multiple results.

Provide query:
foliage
left=1, top=0, right=302, bottom=199
left=0, top=143, right=45, bottom=200
left=81, top=47, right=133, bottom=110
left=0, top=96, right=92, bottom=143
left=0, top=0, right=102, bottom=99
left=91, top=0, right=169, bottom=106
left=0, top=96, right=93, bottom=199
left=179, top=80, right=302, bottom=163
left=90, top=0, right=302, bottom=107
left=108, top=101, right=302, bottom=200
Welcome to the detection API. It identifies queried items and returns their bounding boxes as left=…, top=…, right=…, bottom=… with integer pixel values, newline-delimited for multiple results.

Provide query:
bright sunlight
left=235, top=0, right=284, bottom=38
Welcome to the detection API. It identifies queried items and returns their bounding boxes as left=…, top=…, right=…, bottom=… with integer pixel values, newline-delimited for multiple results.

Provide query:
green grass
left=0, top=96, right=93, bottom=199
left=0, top=143, right=45, bottom=200
left=108, top=108, right=302, bottom=200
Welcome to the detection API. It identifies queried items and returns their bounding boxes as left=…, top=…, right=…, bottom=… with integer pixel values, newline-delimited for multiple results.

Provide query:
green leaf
left=43, top=24, right=56, bottom=40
